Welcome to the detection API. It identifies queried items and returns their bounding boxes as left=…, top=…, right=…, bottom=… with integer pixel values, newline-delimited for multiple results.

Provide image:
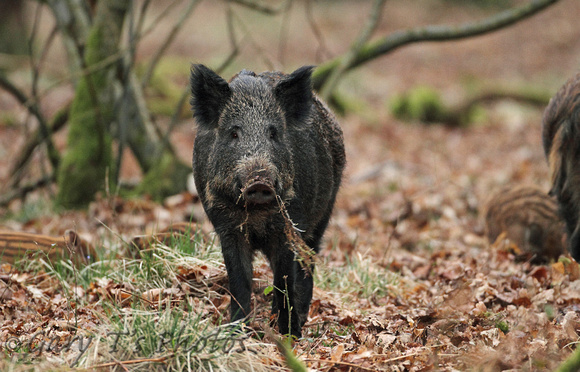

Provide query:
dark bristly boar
left=190, top=64, right=345, bottom=337
left=542, top=72, right=580, bottom=262
left=484, top=184, right=565, bottom=263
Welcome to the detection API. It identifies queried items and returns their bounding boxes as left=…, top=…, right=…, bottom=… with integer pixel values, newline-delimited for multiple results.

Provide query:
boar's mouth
left=240, top=179, right=278, bottom=208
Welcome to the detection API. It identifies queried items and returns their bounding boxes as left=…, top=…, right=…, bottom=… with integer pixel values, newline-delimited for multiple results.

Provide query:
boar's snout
left=243, top=181, right=276, bottom=205
left=236, top=157, right=279, bottom=207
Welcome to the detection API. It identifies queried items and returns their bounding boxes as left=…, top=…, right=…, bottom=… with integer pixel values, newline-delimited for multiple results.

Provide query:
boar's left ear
left=274, top=65, right=315, bottom=124
left=190, top=64, right=231, bottom=128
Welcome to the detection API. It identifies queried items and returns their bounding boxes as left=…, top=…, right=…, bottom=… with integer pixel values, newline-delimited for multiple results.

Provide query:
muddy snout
left=237, top=158, right=279, bottom=207
left=243, top=180, right=276, bottom=205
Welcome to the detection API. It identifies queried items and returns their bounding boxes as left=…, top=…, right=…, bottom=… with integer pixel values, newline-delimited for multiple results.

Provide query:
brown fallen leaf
left=330, top=343, right=345, bottom=362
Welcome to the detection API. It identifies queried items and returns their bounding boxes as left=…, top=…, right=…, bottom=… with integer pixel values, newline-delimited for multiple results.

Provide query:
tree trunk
left=56, top=0, right=129, bottom=208
left=0, top=0, right=28, bottom=56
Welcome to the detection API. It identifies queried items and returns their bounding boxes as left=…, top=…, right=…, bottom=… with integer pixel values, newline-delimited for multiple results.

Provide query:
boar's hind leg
left=220, top=234, right=253, bottom=324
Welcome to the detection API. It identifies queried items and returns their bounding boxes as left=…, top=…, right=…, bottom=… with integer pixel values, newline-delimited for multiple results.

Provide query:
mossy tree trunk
left=44, top=0, right=191, bottom=206
left=56, top=0, right=129, bottom=209
left=0, top=0, right=27, bottom=57
left=118, top=72, right=192, bottom=200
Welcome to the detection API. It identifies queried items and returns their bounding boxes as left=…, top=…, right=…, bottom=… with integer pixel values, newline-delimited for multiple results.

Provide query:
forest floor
left=1, top=0, right=580, bottom=371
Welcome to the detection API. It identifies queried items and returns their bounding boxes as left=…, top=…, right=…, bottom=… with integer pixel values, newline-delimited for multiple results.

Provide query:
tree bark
left=0, top=0, right=28, bottom=56
left=56, top=0, right=129, bottom=208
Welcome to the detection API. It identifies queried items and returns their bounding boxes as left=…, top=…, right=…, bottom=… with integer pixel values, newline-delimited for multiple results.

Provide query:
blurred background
left=0, top=0, right=578, bottom=225
left=2, top=2, right=580, bottom=369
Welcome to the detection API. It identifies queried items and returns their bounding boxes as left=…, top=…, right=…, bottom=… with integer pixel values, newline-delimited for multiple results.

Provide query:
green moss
left=137, top=151, right=192, bottom=201
left=55, top=2, right=128, bottom=209
left=143, top=57, right=191, bottom=118
left=495, top=320, right=509, bottom=334
left=559, top=256, right=573, bottom=265
left=389, top=86, right=448, bottom=124
left=0, top=112, right=17, bottom=127
left=329, top=90, right=373, bottom=119
left=56, top=65, right=115, bottom=208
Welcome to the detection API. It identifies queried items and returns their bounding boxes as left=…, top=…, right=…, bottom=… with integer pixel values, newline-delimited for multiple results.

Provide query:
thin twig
left=115, top=1, right=141, bottom=184
left=313, top=0, right=561, bottom=91
left=319, top=0, right=386, bottom=100
left=19, top=49, right=124, bottom=108
left=168, top=0, right=241, bottom=141
left=25, top=3, right=60, bottom=174
left=141, top=0, right=201, bottom=87
left=135, top=0, right=152, bottom=37
left=229, top=6, right=276, bottom=70
left=138, top=0, right=183, bottom=40
left=229, top=0, right=288, bottom=14
left=303, top=358, right=376, bottom=371
left=0, top=176, right=54, bottom=208
left=215, top=3, right=241, bottom=74
left=162, top=88, right=190, bottom=151
left=29, top=20, right=61, bottom=194
left=277, top=0, right=294, bottom=64
left=89, top=355, right=171, bottom=369
left=9, top=104, right=69, bottom=183
left=305, top=0, right=331, bottom=63
left=0, top=74, right=60, bottom=175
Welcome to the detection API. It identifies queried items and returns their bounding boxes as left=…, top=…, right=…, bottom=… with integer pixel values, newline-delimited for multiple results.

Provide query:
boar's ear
left=274, top=65, right=315, bottom=124
left=190, top=64, right=231, bottom=127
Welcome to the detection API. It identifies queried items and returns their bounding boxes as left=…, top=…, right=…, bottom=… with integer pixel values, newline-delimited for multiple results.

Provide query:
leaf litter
left=2, top=111, right=580, bottom=370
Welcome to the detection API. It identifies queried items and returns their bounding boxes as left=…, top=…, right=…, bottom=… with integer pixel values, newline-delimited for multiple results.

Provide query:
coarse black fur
left=190, top=64, right=345, bottom=337
left=542, top=72, right=580, bottom=262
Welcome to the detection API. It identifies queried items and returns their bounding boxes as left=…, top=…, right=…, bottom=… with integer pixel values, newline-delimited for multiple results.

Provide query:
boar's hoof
left=243, top=182, right=276, bottom=205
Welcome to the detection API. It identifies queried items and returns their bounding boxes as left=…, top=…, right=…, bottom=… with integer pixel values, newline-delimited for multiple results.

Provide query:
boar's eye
left=269, top=126, right=278, bottom=140
left=230, top=126, right=240, bottom=139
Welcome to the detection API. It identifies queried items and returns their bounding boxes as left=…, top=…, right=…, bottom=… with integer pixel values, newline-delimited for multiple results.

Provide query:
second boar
left=542, top=72, right=580, bottom=261
left=484, top=184, right=564, bottom=262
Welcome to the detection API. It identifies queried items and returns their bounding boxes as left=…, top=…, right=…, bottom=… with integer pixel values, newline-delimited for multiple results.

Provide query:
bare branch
left=228, top=0, right=288, bottom=15
left=216, top=3, right=241, bottom=74
left=0, top=74, right=30, bottom=108
left=277, top=0, right=294, bottom=64
left=313, top=0, right=561, bottom=91
left=0, top=175, right=54, bottom=208
left=44, top=0, right=92, bottom=84
left=164, top=2, right=242, bottom=148
left=228, top=5, right=276, bottom=70
left=26, top=4, right=61, bottom=179
left=0, top=74, right=60, bottom=174
left=138, top=0, right=183, bottom=40
left=305, top=0, right=331, bottom=63
left=135, top=0, right=152, bottom=37
left=141, top=0, right=201, bottom=87
left=319, top=0, right=386, bottom=100
left=9, top=105, right=69, bottom=182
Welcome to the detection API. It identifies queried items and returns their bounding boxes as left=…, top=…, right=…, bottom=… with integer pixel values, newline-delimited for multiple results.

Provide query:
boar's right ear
left=190, top=64, right=231, bottom=127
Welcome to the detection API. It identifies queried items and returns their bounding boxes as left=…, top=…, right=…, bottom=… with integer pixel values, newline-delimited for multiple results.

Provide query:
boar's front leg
left=271, top=244, right=303, bottom=337
left=219, top=233, right=254, bottom=324
left=293, top=262, right=314, bottom=331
